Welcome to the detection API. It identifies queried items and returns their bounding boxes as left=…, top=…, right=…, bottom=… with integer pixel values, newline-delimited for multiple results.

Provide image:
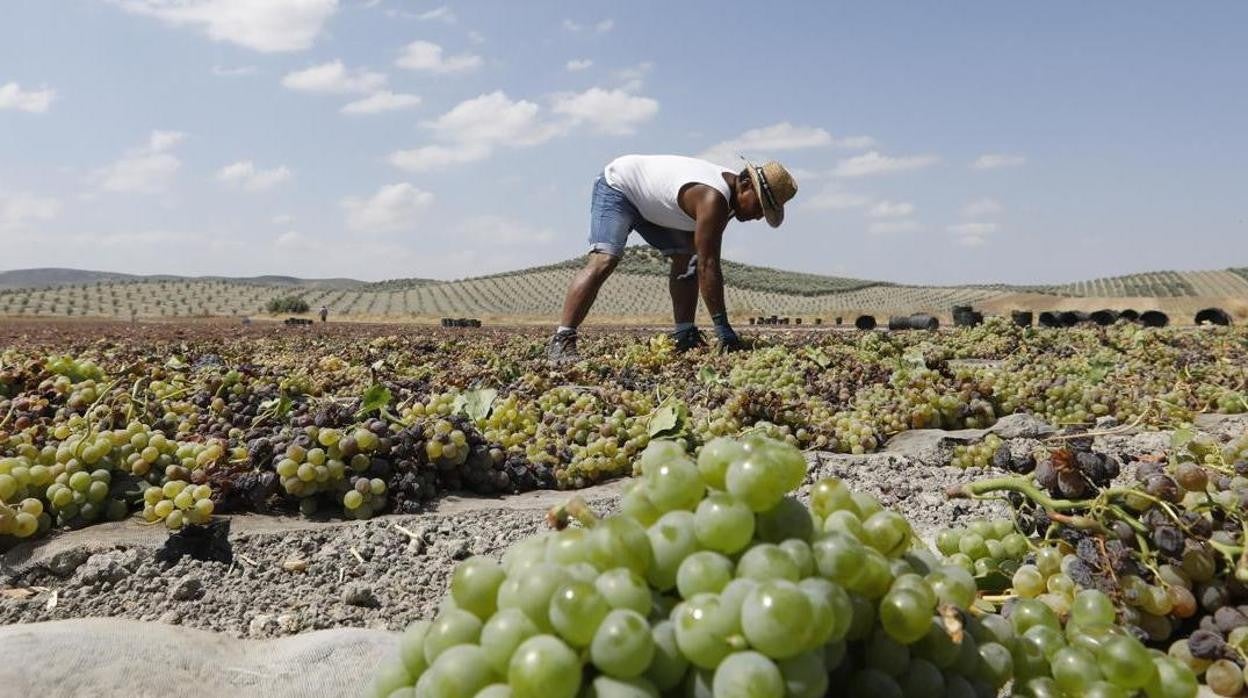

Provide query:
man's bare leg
left=559, top=252, right=620, bottom=328
left=668, top=253, right=698, bottom=325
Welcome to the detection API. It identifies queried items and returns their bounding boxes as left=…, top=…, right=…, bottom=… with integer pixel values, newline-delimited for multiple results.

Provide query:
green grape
left=646, top=510, right=699, bottom=591
left=693, top=492, right=754, bottom=554
left=1011, top=598, right=1060, bottom=635
left=1095, top=635, right=1155, bottom=689
left=725, top=453, right=786, bottom=513
left=696, top=437, right=744, bottom=491
left=479, top=609, right=539, bottom=677
left=472, top=686, right=512, bottom=698
left=422, top=609, right=482, bottom=665
left=861, top=510, right=912, bottom=557
left=673, top=593, right=740, bottom=669
left=371, top=660, right=413, bottom=698
left=812, top=533, right=868, bottom=587
left=450, top=556, right=505, bottom=620
left=847, top=668, right=903, bottom=698
left=735, top=543, right=799, bottom=582
left=643, top=449, right=704, bottom=512
left=507, top=635, right=581, bottom=698
left=590, top=609, right=655, bottom=679
left=753, top=496, right=814, bottom=543
left=644, top=620, right=688, bottom=692
left=619, top=481, right=661, bottom=527
left=421, top=645, right=496, bottom=698
left=1071, top=589, right=1116, bottom=627
left=593, top=568, right=652, bottom=615
left=496, top=563, right=565, bottom=633
left=549, top=581, right=609, bottom=648
left=711, top=651, right=784, bottom=698
left=676, top=551, right=734, bottom=598
left=865, top=628, right=911, bottom=677
left=590, top=517, right=653, bottom=578
left=583, top=675, right=659, bottom=698
left=1084, top=682, right=1130, bottom=698
left=810, top=477, right=857, bottom=519
left=1203, top=659, right=1243, bottom=696
left=900, top=657, right=945, bottom=698
left=878, top=588, right=933, bottom=644
left=397, top=621, right=431, bottom=677
left=977, top=641, right=1013, bottom=688
left=1144, top=656, right=1198, bottom=698
left=926, top=566, right=975, bottom=609
left=777, top=650, right=828, bottom=698
left=822, top=509, right=864, bottom=539
left=741, top=580, right=813, bottom=659
left=1012, top=564, right=1045, bottom=598
left=778, top=539, right=814, bottom=578
left=1051, top=646, right=1101, bottom=694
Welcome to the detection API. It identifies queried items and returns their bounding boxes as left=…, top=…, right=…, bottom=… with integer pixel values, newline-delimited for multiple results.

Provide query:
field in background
left=1, top=250, right=1244, bottom=324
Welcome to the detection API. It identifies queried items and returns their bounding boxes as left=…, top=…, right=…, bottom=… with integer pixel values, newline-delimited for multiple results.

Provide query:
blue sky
left=1, top=1, right=1245, bottom=284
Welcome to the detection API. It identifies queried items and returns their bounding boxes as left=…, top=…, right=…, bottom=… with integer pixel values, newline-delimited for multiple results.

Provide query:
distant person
left=319, top=305, right=328, bottom=323
left=548, top=155, right=798, bottom=362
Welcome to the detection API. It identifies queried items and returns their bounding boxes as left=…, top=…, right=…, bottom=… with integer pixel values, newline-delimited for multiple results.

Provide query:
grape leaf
left=260, top=394, right=292, bottom=419
left=697, top=366, right=720, bottom=385
left=458, top=388, right=498, bottom=421
left=357, top=384, right=393, bottom=418
left=165, top=356, right=188, bottom=370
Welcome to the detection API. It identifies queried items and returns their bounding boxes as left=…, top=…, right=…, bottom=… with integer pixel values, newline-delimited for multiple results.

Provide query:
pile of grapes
left=941, top=432, right=1248, bottom=695
left=1, top=321, right=1245, bottom=546
left=370, top=436, right=1201, bottom=698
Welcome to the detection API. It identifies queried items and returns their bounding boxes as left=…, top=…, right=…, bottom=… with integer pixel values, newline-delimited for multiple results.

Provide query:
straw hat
left=744, top=159, right=798, bottom=228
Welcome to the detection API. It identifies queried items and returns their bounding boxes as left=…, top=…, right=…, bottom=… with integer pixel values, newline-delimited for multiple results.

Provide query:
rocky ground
left=1, top=414, right=1243, bottom=641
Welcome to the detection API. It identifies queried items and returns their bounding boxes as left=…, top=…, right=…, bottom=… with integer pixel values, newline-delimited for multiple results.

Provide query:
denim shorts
left=588, top=176, right=695, bottom=257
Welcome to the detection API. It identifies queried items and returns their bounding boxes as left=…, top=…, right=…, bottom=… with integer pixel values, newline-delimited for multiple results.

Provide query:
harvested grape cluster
left=1, top=322, right=1246, bottom=547
left=371, top=436, right=1198, bottom=698
left=949, top=430, right=1248, bottom=696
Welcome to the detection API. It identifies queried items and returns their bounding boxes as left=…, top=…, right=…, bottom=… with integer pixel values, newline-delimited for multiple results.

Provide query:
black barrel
left=815, top=318, right=823, bottom=326
left=1140, top=311, right=1169, bottom=328
left=1038, top=312, right=1062, bottom=328
left=1011, top=310, right=1034, bottom=327
left=835, top=317, right=843, bottom=326
left=888, top=314, right=939, bottom=331
left=951, top=305, right=973, bottom=315
left=1090, top=310, right=1119, bottom=326
left=1119, top=309, right=1140, bottom=322
left=1195, top=308, right=1232, bottom=326
left=953, top=309, right=983, bottom=327
left=1058, top=311, right=1089, bottom=327
left=794, top=318, right=802, bottom=325
left=855, top=314, right=877, bottom=330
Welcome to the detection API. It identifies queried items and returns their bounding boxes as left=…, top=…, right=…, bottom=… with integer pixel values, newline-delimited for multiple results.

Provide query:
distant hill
left=0, top=268, right=368, bottom=290
left=0, top=250, right=1245, bottom=321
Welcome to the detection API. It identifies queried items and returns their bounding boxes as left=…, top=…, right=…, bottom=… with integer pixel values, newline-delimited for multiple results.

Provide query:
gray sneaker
left=548, top=330, right=579, bottom=363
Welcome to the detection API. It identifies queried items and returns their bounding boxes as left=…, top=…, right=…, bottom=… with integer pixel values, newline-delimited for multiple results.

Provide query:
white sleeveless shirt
left=603, top=155, right=735, bottom=232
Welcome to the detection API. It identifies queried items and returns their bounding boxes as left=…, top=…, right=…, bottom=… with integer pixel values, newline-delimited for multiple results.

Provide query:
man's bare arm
left=692, top=190, right=731, bottom=316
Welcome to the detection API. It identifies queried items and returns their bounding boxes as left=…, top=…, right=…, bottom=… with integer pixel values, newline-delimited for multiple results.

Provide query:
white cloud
left=0, top=192, right=61, bottom=232
left=341, top=183, right=434, bottom=233
left=395, top=41, right=483, bottom=74
left=341, top=91, right=421, bottom=115
left=0, top=82, right=56, bottom=113
left=869, top=219, right=923, bottom=235
left=948, top=222, right=998, bottom=246
left=110, top=0, right=338, bottom=53
left=272, top=214, right=294, bottom=225
left=216, top=161, right=292, bottom=191
left=698, top=122, right=870, bottom=167
left=468, top=31, right=485, bottom=44
left=595, top=19, right=615, bottom=33
left=91, top=130, right=186, bottom=194
left=867, top=200, right=915, bottom=218
left=388, top=143, right=491, bottom=172
left=426, top=91, right=563, bottom=146
left=415, top=6, right=455, bottom=22
left=551, top=87, right=658, bottom=135
left=390, top=88, right=657, bottom=172
left=211, top=65, right=256, bottom=77
left=566, top=58, right=593, bottom=71
left=804, top=189, right=872, bottom=211
left=833, top=151, right=939, bottom=177
left=282, top=60, right=387, bottom=94
left=972, top=153, right=1026, bottom=170
left=962, top=197, right=1003, bottom=217
left=614, top=62, right=653, bottom=92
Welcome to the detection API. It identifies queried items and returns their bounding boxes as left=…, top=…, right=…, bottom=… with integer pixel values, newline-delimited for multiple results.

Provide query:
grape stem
left=547, top=496, right=599, bottom=530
